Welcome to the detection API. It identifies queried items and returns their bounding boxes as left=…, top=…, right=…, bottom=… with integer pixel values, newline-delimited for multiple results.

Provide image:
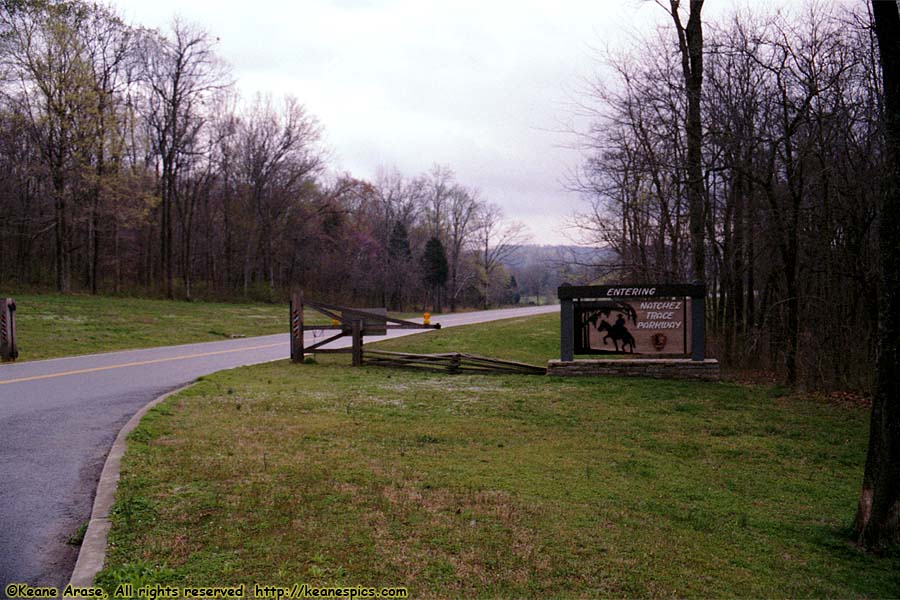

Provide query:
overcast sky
left=107, top=0, right=809, bottom=245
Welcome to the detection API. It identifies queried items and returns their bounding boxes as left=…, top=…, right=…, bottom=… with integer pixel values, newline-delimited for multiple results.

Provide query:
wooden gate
left=290, top=292, right=439, bottom=366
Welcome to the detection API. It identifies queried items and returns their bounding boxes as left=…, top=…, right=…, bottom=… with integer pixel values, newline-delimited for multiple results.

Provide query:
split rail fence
left=290, top=292, right=439, bottom=365
left=363, top=350, right=546, bottom=375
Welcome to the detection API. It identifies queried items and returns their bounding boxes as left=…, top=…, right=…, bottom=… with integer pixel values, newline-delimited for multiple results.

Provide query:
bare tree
left=207, top=90, right=240, bottom=290
left=422, top=163, right=454, bottom=239
left=81, top=5, right=133, bottom=294
left=237, top=94, right=323, bottom=298
left=474, top=203, right=530, bottom=308
left=445, top=185, right=480, bottom=311
left=1, top=1, right=96, bottom=292
left=575, top=2, right=882, bottom=389
left=140, top=19, right=229, bottom=299
left=0, top=1, right=550, bottom=314
left=572, top=30, right=691, bottom=281
left=666, top=0, right=706, bottom=280
left=372, top=167, right=422, bottom=307
left=853, top=0, right=900, bottom=552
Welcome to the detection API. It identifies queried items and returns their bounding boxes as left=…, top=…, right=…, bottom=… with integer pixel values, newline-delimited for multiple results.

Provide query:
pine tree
left=422, top=237, right=448, bottom=313
left=388, top=221, right=411, bottom=260
left=386, top=222, right=412, bottom=310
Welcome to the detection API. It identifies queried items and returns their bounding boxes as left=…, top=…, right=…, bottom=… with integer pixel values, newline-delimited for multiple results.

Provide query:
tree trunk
left=183, top=208, right=193, bottom=302
left=91, top=105, right=107, bottom=296
left=166, top=174, right=175, bottom=300
left=450, top=267, right=458, bottom=312
left=53, top=168, right=69, bottom=294
left=90, top=195, right=100, bottom=295
left=670, top=0, right=706, bottom=281
left=161, top=161, right=175, bottom=300
left=854, top=0, right=900, bottom=551
left=223, top=171, right=233, bottom=290
left=113, top=202, right=120, bottom=295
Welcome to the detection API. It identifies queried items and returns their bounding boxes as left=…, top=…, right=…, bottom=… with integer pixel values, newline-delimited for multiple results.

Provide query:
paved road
left=0, top=305, right=558, bottom=593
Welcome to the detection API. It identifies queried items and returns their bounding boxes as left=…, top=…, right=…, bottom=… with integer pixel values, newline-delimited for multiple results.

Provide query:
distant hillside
left=502, top=245, right=617, bottom=271
left=500, top=245, right=619, bottom=304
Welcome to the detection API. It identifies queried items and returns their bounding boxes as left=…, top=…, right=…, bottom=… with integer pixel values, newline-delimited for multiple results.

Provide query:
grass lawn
left=5, top=294, right=288, bottom=361
left=98, top=314, right=899, bottom=598
left=3, top=293, right=424, bottom=362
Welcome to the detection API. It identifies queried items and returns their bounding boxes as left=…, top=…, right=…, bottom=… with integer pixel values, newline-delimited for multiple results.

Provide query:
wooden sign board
left=575, top=299, right=690, bottom=356
left=559, top=283, right=706, bottom=362
left=341, top=307, right=388, bottom=336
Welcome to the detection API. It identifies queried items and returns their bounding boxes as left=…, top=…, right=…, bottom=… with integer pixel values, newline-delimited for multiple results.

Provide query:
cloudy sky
left=107, top=0, right=803, bottom=245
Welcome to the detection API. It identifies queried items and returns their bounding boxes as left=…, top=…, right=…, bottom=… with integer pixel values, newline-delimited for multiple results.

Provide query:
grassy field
left=98, top=314, right=898, bottom=598
left=3, top=293, right=425, bottom=362
left=5, top=294, right=288, bottom=361
left=375, top=313, right=559, bottom=365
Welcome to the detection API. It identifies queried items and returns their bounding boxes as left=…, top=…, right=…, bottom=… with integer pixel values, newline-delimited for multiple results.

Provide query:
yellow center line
left=0, top=342, right=285, bottom=385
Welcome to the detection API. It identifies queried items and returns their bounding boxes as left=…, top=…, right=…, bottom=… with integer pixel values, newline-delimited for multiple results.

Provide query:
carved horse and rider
left=585, top=303, right=638, bottom=354
left=596, top=314, right=636, bottom=353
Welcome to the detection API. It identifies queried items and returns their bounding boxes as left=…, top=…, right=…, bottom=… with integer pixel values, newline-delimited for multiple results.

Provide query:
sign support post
left=560, top=297, right=574, bottom=362
left=690, top=283, right=705, bottom=361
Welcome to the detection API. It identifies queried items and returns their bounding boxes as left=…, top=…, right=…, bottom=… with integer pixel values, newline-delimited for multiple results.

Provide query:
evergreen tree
left=388, top=221, right=411, bottom=260
left=386, top=221, right=412, bottom=310
left=421, top=236, right=448, bottom=312
left=507, top=274, right=520, bottom=305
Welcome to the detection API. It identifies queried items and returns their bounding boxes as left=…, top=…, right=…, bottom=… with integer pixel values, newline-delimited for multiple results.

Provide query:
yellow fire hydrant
left=423, top=312, right=431, bottom=325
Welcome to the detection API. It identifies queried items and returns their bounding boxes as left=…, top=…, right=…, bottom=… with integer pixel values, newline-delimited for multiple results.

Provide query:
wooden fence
left=363, top=350, right=546, bottom=375
left=1, top=298, right=17, bottom=362
left=290, top=292, right=439, bottom=365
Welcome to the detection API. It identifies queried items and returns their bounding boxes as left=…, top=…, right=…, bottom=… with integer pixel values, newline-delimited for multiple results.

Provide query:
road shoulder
left=66, top=384, right=193, bottom=592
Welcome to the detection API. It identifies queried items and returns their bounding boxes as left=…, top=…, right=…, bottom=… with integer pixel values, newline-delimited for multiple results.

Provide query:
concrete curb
left=66, top=383, right=194, bottom=590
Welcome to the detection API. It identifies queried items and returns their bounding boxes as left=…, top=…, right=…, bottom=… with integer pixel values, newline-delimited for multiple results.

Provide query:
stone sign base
left=547, top=358, right=720, bottom=381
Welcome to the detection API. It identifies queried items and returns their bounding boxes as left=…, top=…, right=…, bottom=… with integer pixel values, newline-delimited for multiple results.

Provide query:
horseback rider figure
left=598, top=313, right=636, bottom=353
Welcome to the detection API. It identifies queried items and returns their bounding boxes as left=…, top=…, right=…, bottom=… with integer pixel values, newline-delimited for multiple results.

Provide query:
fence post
left=290, top=291, right=304, bottom=363
left=351, top=319, right=363, bottom=366
left=1, top=298, right=18, bottom=362
left=560, top=298, right=574, bottom=362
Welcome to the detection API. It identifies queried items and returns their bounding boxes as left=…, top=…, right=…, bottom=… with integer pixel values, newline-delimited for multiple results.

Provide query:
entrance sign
left=559, top=283, right=705, bottom=362
left=575, top=299, right=689, bottom=356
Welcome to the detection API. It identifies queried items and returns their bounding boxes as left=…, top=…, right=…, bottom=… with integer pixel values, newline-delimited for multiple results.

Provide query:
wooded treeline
left=0, top=0, right=530, bottom=310
left=575, top=2, right=883, bottom=390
